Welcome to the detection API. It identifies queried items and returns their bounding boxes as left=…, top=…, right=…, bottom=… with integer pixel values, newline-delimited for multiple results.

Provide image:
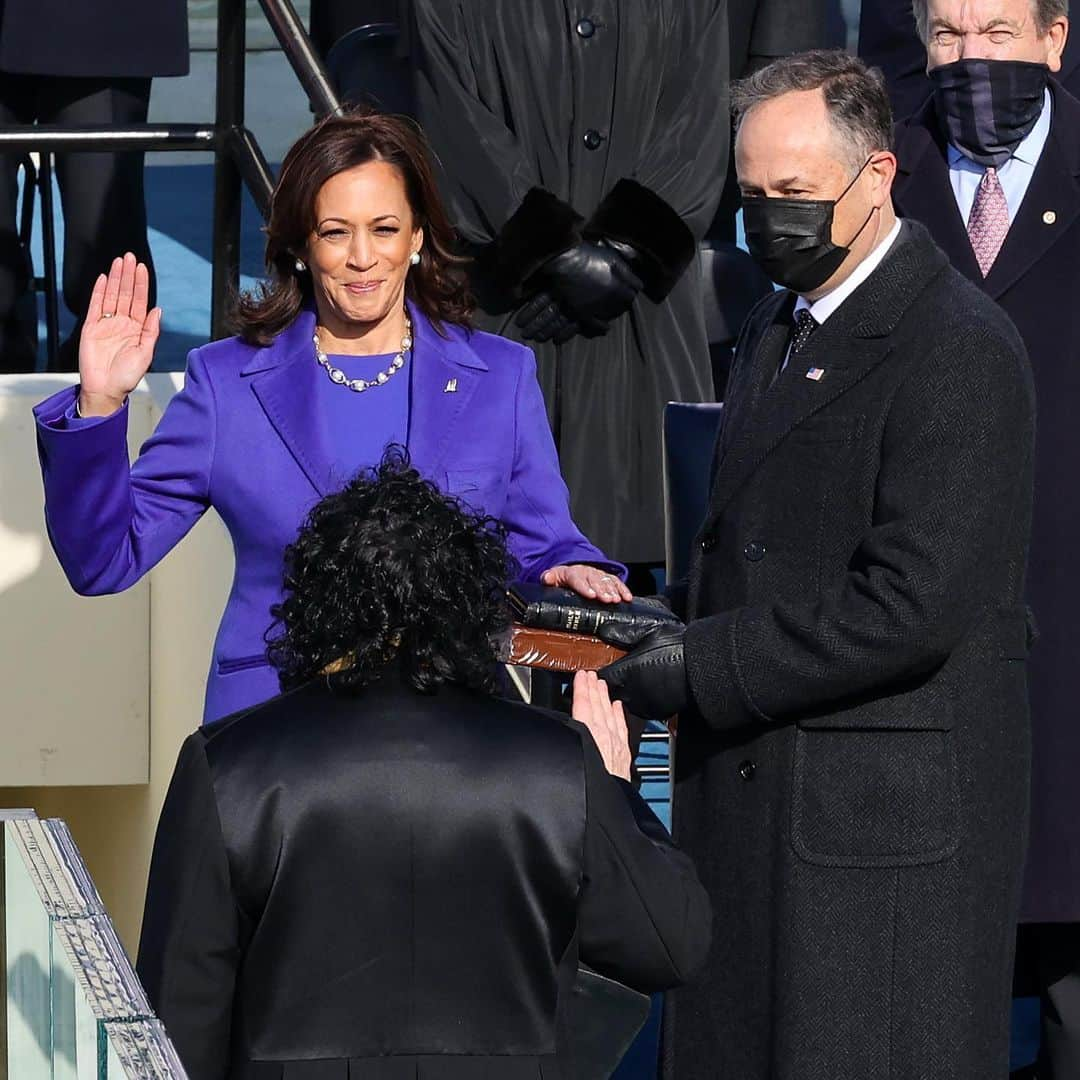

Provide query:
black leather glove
left=514, top=292, right=609, bottom=344
left=599, top=624, right=688, bottom=720
left=594, top=597, right=684, bottom=650
left=516, top=239, right=644, bottom=342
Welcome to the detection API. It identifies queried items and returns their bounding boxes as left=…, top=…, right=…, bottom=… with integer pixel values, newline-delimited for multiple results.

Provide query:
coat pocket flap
left=798, top=677, right=952, bottom=732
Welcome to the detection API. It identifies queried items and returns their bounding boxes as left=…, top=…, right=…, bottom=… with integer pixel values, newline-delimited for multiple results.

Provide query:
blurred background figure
left=138, top=453, right=711, bottom=1079
left=0, top=0, right=188, bottom=372
left=410, top=0, right=727, bottom=593
left=889, top=1, right=1080, bottom=1076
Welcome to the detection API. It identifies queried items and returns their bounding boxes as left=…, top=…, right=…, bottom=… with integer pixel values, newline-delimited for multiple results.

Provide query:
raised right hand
left=78, top=252, right=162, bottom=417
left=572, top=669, right=632, bottom=781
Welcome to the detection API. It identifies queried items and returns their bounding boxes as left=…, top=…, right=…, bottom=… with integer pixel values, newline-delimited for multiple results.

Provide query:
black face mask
left=930, top=58, right=1049, bottom=168
left=742, top=158, right=875, bottom=295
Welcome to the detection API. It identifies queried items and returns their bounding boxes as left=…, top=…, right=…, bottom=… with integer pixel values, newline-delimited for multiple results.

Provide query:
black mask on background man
left=742, top=157, right=875, bottom=295
left=930, top=58, right=1050, bottom=168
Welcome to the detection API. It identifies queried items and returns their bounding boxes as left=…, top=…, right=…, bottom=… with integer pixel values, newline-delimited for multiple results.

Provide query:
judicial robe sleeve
left=136, top=733, right=241, bottom=1080
left=573, top=723, right=712, bottom=990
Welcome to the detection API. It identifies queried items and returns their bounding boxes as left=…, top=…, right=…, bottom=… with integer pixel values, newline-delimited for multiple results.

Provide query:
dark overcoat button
left=583, top=129, right=604, bottom=150
left=743, top=540, right=766, bottom=562
left=576, top=17, right=596, bottom=37
left=738, top=760, right=756, bottom=781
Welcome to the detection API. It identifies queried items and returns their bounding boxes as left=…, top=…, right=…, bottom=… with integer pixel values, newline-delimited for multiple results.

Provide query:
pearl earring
left=295, top=258, right=305, bottom=272
left=409, top=251, right=421, bottom=266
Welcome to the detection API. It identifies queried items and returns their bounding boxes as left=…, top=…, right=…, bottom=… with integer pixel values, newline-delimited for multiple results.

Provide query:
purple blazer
left=34, top=305, right=623, bottom=723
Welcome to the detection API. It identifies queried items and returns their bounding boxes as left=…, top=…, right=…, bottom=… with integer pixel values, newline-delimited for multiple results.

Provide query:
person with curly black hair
left=267, top=445, right=514, bottom=696
left=136, top=451, right=711, bottom=1080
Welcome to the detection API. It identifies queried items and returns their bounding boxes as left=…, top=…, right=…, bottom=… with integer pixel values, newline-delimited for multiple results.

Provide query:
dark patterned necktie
left=791, top=309, right=818, bottom=355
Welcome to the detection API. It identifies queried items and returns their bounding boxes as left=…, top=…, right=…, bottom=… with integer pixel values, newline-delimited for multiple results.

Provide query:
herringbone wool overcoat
left=665, top=221, right=1036, bottom=1080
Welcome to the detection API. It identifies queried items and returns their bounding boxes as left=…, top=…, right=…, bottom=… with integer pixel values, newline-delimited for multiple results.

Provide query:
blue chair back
left=663, top=402, right=725, bottom=583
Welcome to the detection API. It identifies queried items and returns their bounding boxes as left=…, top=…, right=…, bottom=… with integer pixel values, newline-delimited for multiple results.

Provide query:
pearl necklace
left=313, top=315, right=412, bottom=392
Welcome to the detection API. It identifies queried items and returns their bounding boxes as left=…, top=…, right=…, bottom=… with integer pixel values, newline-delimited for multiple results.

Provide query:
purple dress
left=34, top=304, right=623, bottom=722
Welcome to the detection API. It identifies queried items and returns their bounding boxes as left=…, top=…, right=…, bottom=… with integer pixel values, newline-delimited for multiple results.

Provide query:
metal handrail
left=0, top=0, right=341, bottom=366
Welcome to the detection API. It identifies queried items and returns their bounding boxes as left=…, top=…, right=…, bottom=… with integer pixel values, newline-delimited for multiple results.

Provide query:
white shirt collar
left=794, top=218, right=903, bottom=325
left=947, top=87, right=1053, bottom=170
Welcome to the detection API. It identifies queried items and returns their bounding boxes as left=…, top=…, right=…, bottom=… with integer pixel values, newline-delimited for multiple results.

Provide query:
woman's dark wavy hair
left=232, top=108, right=473, bottom=345
left=266, top=448, right=514, bottom=696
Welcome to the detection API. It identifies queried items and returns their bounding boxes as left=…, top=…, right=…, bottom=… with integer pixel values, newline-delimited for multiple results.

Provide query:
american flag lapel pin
left=806, top=367, right=825, bottom=382
left=444, top=378, right=458, bottom=393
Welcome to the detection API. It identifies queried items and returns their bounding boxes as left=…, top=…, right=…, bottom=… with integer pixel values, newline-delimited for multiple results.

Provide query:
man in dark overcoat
left=410, top=0, right=727, bottom=578
left=601, top=50, right=1035, bottom=1078
left=890, top=1, right=1080, bottom=1074
left=0, top=0, right=188, bottom=371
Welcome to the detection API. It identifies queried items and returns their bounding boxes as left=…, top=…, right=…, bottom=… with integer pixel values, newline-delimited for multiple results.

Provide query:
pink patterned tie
left=967, top=167, right=1010, bottom=277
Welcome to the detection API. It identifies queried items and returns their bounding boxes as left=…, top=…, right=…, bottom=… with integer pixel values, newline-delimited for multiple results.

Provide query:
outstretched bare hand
left=572, top=670, right=632, bottom=781
left=78, top=252, right=162, bottom=417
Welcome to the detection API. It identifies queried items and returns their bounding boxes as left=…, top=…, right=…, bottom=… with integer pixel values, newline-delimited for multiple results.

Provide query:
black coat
left=894, top=85, right=1080, bottom=923
left=0, top=0, right=188, bottom=77
left=412, top=0, right=728, bottom=563
left=667, top=221, right=1034, bottom=1079
left=137, top=674, right=712, bottom=1080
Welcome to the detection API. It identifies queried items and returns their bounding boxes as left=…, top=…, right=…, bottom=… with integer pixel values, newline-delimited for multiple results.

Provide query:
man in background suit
left=0, top=0, right=188, bottom=372
left=891, top=2, right=1080, bottom=1076
left=861, top=0, right=1080, bottom=120
left=601, top=49, right=1035, bottom=1079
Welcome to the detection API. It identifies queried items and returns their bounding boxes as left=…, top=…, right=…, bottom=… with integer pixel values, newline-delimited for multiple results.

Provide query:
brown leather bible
left=506, top=625, right=627, bottom=673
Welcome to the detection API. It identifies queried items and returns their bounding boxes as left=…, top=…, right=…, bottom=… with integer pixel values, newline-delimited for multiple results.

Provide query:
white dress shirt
left=947, top=88, right=1053, bottom=225
left=781, top=218, right=903, bottom=370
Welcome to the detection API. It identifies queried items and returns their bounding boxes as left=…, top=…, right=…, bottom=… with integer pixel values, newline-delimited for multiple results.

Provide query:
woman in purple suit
left=34, top=111, right=629, bottom=723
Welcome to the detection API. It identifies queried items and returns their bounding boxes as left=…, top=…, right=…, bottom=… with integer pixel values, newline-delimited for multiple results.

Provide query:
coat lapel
left=705, top=332, right=892, bottom=522
left=893, top=102, right=982, bottom=283
left=718, top=298, right=794, bottom=459
left=982, top=84, right=1080, bottom=300
left=242, top=302, right=489, bottom=496
left=704, top=222, right=947, bottom=523
left=244, top=307, right=336, bottom=496
left=404, top=301, right=487, bottom=479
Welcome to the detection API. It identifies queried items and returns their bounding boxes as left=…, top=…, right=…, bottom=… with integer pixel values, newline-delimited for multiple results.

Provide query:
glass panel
left=4, top=826, right=53, bottom=1080
left=1, top=813, right=188, bottom=1079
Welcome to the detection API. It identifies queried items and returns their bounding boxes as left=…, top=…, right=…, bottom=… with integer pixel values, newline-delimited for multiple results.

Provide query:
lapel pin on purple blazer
left=806, top=367, right=825, bottom=381
left=444, top=378, right=458, bottom=393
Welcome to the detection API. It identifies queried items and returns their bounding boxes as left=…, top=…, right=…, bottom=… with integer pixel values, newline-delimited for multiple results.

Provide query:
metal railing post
left=0, top=0, right=342, bottom=359
left=257, top=0, right=344, bottom=119
left=38, top=154, right=61, bottom=368
left=211, top=0, right=247, bottom=341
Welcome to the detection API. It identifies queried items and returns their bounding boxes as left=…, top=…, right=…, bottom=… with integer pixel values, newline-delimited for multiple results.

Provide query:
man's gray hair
left=732, top=50, right=894, bottom=168
left=912, top=0, right=1069, bottom=41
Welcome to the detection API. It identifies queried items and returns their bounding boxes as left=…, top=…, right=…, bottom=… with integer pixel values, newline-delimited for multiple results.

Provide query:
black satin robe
left=412, top=0, right=729, bottom=563
left=136, top=674, right=711, bottom=1079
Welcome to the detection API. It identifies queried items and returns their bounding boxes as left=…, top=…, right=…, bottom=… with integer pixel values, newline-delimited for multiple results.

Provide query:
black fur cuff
left=585, top=179, right=696, bottom=302
left=476, top=188, right=583, bottom=300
